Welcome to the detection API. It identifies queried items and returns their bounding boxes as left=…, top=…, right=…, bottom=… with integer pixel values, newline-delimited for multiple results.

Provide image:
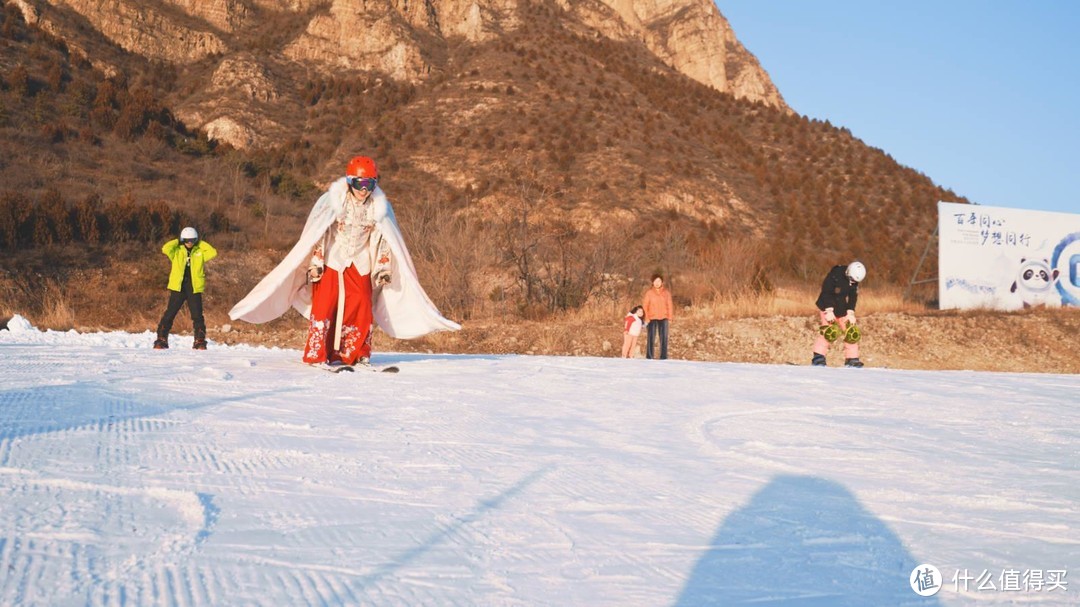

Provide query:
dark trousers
left=156, top=286, right=205, bottom=342
left=647, top=319, right=669, bottom=359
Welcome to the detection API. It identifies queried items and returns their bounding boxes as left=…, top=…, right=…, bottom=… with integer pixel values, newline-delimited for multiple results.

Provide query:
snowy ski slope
left=1, top=318, right=1077, bottom=606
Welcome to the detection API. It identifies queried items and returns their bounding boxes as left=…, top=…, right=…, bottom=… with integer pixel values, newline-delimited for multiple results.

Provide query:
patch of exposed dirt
left=207, top=307, right=1080, bottom=374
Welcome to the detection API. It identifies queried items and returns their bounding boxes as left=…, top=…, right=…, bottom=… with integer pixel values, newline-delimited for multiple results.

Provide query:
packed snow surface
left=1, top=316, right=1077, bottom=606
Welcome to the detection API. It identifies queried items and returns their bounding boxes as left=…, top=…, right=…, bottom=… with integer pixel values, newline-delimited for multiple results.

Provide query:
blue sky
left=718, top=2, right=1080, bottom=214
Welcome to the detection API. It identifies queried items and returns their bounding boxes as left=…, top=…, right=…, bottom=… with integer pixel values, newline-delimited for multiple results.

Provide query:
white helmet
left=180, top=227, right=199, bottom=241
left=846, top=261, right=866, bottom=282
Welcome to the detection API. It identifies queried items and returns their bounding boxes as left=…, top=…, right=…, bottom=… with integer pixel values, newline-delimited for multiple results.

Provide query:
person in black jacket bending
left=812, top=261, right=865, bottom=367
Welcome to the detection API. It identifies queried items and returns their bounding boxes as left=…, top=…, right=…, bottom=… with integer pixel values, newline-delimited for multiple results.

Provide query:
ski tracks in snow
left=0, top=349, right=235, bottom=605
left=1, top=334, right=1078, bottom=606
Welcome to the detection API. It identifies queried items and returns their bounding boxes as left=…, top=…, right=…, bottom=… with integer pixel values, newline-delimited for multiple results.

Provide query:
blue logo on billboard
left=1051, top=232, right=1080, bottom=305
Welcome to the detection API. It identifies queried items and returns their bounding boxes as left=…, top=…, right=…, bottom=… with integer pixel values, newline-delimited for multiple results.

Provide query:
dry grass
left=39, top=281, right=77, bottom=330
left=553, top=281, right=930, bottom=326
left=0, top=276, right=76, bottom=330
left=690, top=283, right=930, bottom=319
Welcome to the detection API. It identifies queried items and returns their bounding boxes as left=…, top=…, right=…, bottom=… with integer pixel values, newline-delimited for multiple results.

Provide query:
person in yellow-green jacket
left=154, top=226, right=217, bottom=350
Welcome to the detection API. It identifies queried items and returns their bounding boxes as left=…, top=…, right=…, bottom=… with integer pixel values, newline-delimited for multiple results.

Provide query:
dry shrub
left=689, top=236, right=773, bottom=300
left=0, top=295, right=12, bottom=327
left=396, top=186, right=495, bottom=322
left=36, top=280, right=76, bottom=330
left=530, top=323, right=569, bottom=354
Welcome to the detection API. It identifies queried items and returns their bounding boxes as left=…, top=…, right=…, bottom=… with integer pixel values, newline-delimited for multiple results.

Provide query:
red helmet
left=346, top=156, right=379, bottom=179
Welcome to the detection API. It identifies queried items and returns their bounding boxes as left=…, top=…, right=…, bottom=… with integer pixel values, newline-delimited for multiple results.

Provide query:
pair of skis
left=311, top=362, right=400, bottom=374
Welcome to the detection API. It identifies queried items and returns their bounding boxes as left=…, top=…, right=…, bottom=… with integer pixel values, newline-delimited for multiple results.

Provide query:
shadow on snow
left=674, top=474, right=942, bottom=607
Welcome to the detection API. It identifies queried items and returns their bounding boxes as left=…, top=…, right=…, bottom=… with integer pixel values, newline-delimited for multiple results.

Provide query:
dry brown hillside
left=0, top=0, right=1039, bottom=372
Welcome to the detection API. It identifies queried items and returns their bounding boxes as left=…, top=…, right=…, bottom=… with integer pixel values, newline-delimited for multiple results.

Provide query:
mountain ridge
left=12, top=0, right=787, bottom=149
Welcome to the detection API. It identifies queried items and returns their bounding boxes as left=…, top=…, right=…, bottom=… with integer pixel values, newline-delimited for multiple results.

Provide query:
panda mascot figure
left=1009, top=258, right=1061, bottom=308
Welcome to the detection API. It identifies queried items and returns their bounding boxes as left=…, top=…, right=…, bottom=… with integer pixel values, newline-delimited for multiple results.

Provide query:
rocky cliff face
left=33, top=0, right=227, bottom=63
left=562, top=0, right=783, bottom=108
left=14, top=0, right=786, bottom=148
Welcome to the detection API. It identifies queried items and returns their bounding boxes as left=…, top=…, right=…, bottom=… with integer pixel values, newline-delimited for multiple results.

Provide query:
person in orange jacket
left=642, top=273, right=674, bottom=359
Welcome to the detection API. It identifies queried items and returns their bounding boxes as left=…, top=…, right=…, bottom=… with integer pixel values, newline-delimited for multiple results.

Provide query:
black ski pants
left=156, top=283, right=205, bottom=341
left=647, top=318, right=669, bottom=360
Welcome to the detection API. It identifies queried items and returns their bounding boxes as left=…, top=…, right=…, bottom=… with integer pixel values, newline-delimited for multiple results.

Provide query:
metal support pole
left=905, top=225, right=939, bottom=300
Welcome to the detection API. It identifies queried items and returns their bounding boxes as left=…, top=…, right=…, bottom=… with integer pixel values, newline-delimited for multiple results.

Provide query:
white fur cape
left=228, top=178, right=461, bottom=339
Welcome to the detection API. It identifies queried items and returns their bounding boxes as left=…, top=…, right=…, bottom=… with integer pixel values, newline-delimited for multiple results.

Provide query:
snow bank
left=3, top=314, right=35, bottom=333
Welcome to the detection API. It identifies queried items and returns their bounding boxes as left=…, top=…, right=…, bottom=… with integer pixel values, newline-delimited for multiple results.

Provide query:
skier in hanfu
left=229, top=155, right=460, bottom=369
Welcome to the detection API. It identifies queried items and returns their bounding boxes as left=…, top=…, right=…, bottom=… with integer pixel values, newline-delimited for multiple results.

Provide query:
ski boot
left=811, top=353, right=826, bottom=366
left=153, top=337, right=169, bottom=350
left=844, top=358, right=864, bottom=368
left=356, top=356, right=371, bottom=368
left=193, top=326, right=207, bottom=349
left=193, top=328, right=207, bottom=350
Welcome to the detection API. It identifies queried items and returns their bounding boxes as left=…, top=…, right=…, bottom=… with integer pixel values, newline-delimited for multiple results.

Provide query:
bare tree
left=496, top=157, right=558, bottom=314
left=494, top=156, right=647, bottom=316
left=397, top=186, right=495, bottom=321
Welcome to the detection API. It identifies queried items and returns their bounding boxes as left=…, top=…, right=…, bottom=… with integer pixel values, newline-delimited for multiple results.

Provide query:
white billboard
left=938, top=201, right=1080, bottom=310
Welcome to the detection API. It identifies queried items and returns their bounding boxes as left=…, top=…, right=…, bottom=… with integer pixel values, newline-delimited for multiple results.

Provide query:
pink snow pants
left=812, top=310, right=859, bottom=359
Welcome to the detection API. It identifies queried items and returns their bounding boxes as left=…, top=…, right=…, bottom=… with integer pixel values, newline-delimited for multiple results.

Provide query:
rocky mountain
left=12, top=0, right=785, bottom=149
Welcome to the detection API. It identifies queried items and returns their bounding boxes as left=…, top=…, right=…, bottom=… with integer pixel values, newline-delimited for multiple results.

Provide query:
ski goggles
left=346, top=176, right=378, bottom=191
left=181, top=238, right=198, bottom=245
